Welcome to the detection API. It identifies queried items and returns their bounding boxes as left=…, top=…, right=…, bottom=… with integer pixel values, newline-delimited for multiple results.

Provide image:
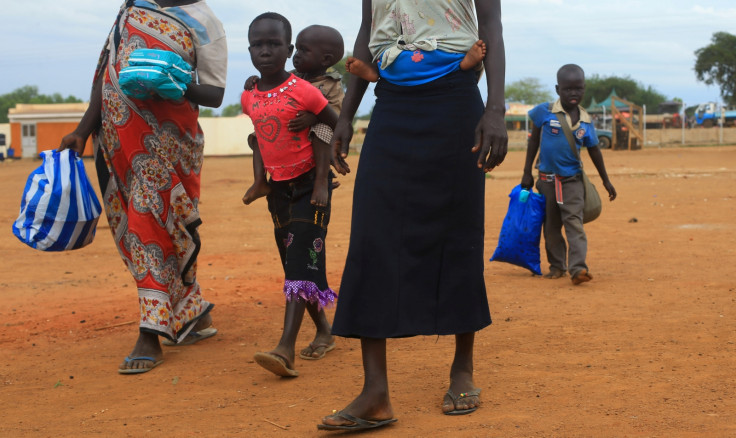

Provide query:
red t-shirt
left=241, top=74, right=329, bottom=181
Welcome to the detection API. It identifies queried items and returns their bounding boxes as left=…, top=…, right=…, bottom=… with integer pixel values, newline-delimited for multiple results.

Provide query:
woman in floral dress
left=60, top=0, right=227, bottom=373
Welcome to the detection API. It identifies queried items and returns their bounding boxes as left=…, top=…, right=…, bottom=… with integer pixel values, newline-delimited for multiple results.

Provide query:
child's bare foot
left=242, top=181, right=271, bottom=205
left=311, top=178, right=329, bottom=207
left=346, top=56, right=379, bottom=82
left=460, top=40, right=486, bottom=71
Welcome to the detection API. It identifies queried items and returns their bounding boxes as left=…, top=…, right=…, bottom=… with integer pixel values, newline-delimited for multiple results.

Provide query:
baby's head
left=555, top=64, right=585, bottom=110
left=292, top=25, right=344, bottom=75
left=248, top=12, right=294, bottom=76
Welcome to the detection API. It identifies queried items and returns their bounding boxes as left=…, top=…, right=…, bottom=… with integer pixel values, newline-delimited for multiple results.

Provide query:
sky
left=1, top=0, right=735, bottom=116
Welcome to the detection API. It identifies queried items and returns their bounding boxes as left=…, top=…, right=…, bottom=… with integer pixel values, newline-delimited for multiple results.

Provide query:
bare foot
left=460, top=40, right=486, bottom=71
left=310, top=177, right=329, bottom=207
left=346, top=57, right=379, bottom=83
left=242, top=180, right=271, bottom=205
left=118, top=332, right=163, bottom=372
left=321, top=391, right=394, bottom=427
left=441, top=369, right=481, bottom=414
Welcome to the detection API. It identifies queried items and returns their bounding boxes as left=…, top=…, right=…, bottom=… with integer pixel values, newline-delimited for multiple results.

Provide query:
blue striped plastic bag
left=12, top=149, right=102, bottom=251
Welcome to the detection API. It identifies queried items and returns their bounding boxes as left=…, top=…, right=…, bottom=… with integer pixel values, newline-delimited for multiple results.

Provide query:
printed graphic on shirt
left=254, top=116, right=282, bottom=143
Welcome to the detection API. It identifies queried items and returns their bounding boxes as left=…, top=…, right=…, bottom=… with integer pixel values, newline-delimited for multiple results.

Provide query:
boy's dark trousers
left=536, top=172, right=588, bottom=277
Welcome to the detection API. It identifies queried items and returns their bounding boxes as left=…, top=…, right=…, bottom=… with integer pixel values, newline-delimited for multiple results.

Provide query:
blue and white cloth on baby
left=12, top=149, right=102, bottom=251
left=119, top=49, right=193, bottom=100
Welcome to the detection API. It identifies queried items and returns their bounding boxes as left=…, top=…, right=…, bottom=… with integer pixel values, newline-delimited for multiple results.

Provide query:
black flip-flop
left=162, top=327, right=218, bottom=346
left=317, top=411, right=397, bottom=431
left=443, top=388, right=481, bottom=415
left=299, top=341, right=336, bottom=360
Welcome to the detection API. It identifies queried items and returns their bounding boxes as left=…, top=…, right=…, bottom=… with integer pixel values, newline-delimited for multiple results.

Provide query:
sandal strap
left=336, top=411, right=379, bottom=427
left=446, top=388, right=481, bottom=401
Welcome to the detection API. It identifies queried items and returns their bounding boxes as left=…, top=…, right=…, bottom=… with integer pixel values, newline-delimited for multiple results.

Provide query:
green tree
left=0, top=85, right=82, bottom=123
left=220, top=103, right=242, bottom=117
left=694, top=32, right=736, bottom=107
left=333, top=54, right=349, bottom=91
left=583, top=75, right=667, bottom=113
left=505, top=77, right=553, bottom=105
left=199, top=108, right=217, bottom=117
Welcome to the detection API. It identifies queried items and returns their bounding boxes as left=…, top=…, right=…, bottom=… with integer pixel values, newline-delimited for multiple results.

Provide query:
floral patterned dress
left=92, top=0, right=226, bottom=342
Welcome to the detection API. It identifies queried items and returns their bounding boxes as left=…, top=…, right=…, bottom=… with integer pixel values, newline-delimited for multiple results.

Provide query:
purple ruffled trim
left=284, top=279, right=337, bottom=308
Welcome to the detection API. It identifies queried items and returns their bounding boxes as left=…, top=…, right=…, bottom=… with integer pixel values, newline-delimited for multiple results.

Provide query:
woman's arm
left=329, top=0, right=373, bottom=175
left=184, top=83, right=225, bottom=108
left=59, top=72, right=103, bottom=154
left=473, top=0, right=508, bottom=172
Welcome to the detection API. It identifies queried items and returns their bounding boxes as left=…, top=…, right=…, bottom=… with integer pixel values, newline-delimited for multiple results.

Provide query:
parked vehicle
left=694, top=102, right=736, bottom=127
left=596, top=128, right=612, bottom=149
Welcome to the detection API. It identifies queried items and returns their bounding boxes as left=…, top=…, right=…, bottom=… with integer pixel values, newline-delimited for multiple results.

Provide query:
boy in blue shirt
left=521, top=64, right=617, bottom=285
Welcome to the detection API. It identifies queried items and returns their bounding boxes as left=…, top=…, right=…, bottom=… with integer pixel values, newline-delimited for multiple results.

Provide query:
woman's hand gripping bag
left=490, top=184, right=546, bottom=275
left=12, top=149, right=102, bottom=251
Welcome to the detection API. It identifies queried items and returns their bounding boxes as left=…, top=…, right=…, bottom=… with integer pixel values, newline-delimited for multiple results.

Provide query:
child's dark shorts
left=267, top=168, right=336, bottom=307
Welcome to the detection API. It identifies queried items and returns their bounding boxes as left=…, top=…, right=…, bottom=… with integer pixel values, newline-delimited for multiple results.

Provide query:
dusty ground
left=1, top=145, right=735, bottom=437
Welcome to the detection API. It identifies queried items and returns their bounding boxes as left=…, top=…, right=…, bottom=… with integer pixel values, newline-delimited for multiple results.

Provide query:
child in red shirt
left=241, top=12, right=338, bottom=377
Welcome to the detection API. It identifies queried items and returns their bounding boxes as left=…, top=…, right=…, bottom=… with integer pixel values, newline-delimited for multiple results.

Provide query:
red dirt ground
left=1, top=145, right=735, bottom=437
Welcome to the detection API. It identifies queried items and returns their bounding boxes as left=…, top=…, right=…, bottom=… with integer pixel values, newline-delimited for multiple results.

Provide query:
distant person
left=240, top=13, right=340, bottom=377
left=319, top=0, right=508, bottom=431
left=521, top=64, right=617, bottom=284
left=59, top=0, right=227, bottom=373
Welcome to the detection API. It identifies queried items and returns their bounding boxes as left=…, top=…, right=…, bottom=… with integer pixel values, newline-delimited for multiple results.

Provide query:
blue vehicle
left=596, top=128, right=612, bottom=149
left=694, top=102, right=736, bottom=127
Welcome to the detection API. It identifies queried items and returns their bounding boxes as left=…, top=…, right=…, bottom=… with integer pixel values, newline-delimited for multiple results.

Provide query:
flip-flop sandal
left=443, top=388, right=481, bottom=415
left=299, top=341, right=336, bottom=360
left=118, top=356, right=163, bottom=374
left=317, top=411, right=397, bottom=431
left=253, top=351, right=299, bottom=377
left=161, top=327, right=218, bottom=346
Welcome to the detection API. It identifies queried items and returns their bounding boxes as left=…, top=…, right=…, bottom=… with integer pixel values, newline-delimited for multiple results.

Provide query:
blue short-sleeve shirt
left=529, top=100, right=598, bottom=177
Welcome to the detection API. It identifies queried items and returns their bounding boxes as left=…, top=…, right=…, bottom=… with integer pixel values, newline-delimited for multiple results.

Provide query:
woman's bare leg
left=321, top=338, right=394, bottom=425
left=442, top=332, right=482, bottom=413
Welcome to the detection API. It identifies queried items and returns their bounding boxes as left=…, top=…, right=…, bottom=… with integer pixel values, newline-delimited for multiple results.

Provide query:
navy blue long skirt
left=332, top=69, right=491, bottom=338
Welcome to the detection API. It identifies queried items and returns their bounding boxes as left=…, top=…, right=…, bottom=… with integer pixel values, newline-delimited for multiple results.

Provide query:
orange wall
left=37, top=122, right=94, bottom=157
left=10, top=123, right=20, bottom=155
left=9, top=121, right=93, bottom=158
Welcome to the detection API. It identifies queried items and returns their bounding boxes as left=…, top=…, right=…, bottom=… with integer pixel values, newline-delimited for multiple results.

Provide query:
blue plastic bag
left=12, top=149, right=102, bottom=251
left=119, top=48, right=192, bottom=100
left=490, top=184, right=546, bottom=275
